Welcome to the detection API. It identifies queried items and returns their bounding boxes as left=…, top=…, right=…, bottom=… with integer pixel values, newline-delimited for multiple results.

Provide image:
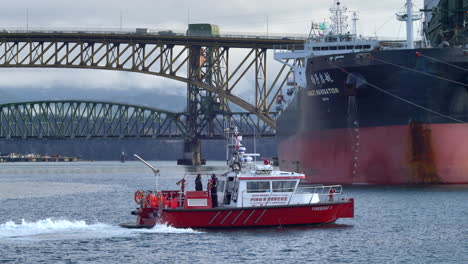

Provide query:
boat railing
left=291, top=185, right=344, bottom=204
left=240, top=185, right=345, bottom=207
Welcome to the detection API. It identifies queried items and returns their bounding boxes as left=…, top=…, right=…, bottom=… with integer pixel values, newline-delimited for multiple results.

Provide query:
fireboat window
left=217, top=181, right=225, bottom=192
left=246, top=181, right=271, bottom=193
left=272, top=181, right=296, bottom=192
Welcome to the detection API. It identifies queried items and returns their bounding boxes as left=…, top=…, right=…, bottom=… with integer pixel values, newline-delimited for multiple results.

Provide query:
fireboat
left=120, top=128, right=354, bottom=229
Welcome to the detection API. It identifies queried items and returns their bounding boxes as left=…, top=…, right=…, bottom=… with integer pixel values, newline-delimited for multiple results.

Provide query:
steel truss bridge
left=0, top=30, right=304, bottom=163
left=0, top=100, right=276, bottom=140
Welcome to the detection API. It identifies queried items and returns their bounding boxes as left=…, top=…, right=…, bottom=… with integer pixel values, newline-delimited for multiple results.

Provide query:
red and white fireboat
left=120, top=128, right=354, bottom=229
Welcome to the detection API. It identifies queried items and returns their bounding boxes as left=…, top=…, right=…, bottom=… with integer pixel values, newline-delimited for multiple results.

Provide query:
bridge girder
left=0, top=100, right=275, bottom=140
left=0, top=33, right=300, bottom=128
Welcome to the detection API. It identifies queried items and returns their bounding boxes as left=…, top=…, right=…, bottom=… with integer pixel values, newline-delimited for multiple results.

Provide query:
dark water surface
left=0, top=161, right=467, bottom=263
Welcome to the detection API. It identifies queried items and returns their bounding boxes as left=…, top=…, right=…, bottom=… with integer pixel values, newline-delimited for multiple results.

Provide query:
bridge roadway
left=0, top=29, right=305, bottom=49
left=0, top=100, right=276, bottom=140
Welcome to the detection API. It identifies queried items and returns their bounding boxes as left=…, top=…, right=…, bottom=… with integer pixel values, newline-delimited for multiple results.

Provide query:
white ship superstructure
left=274, top=0, right=424, bottom=90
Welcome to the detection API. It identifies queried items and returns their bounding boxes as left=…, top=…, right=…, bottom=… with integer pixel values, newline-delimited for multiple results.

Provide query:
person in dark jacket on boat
left=195, top=174, right=203, bottom=191
left=210, top=174, right=218, bottom=207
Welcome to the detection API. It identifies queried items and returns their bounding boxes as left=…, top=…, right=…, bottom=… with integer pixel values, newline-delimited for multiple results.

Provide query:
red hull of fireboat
left=129, top=199, right=354, bottom=229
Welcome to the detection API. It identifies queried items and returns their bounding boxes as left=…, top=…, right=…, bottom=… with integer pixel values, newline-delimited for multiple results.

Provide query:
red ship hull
left=278, top=123, right=468, bottom=184
left=129, top=200, right=354, bottom=228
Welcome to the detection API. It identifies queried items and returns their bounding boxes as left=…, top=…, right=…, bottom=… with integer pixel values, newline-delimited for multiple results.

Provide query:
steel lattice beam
left=0, top=100, right=276, bottom=140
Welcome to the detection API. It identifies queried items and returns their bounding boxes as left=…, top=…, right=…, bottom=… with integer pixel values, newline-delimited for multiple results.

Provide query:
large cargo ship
left=274, top=0, right=468, bottom=184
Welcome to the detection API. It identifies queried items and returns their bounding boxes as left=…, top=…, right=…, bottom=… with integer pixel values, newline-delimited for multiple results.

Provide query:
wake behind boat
left=120, top=128, right=354, bottom=229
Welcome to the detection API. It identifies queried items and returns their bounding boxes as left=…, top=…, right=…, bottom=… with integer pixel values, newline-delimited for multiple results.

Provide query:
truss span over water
left=0, top=100, right=276, bottom=140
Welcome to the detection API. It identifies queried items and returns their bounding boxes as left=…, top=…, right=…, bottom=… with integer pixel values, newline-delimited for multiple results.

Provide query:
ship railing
left=239, top=185, right=345, bottom=207
left=273, top=44, right=304, bottom=52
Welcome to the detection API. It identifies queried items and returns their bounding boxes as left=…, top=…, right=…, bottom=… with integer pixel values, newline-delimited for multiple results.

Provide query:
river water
left=0, top=161, right=466, bottom=263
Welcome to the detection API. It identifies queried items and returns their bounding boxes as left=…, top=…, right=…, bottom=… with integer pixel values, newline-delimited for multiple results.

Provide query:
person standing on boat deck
left=210, top=174, right=218, bottom=207
left=195, top=174, right=203, bottom=191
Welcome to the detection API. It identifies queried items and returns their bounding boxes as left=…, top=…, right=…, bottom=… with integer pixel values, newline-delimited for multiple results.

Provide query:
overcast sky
left=0, top=0, right=426, bottom=100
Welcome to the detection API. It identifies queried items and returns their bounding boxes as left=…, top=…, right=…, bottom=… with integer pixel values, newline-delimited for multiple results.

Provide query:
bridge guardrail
left=0, top=27, right=308, bottom=41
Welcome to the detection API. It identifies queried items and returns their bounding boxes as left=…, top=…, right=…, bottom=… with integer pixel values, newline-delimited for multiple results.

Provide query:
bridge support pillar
left=177, top=139, right=206, bottom=165
left=178, top=37, right=227, bottom=165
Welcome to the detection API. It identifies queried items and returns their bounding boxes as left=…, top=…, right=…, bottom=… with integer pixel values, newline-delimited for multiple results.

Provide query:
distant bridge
left=0, top=100, right=276, bottom=140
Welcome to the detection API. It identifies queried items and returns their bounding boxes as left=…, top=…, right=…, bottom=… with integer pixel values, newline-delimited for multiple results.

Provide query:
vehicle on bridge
left=187, top=23, right=220, bottom=37
left=135, top=28, right=149, bottom=34
left=158, top=30, right=176, bottom=36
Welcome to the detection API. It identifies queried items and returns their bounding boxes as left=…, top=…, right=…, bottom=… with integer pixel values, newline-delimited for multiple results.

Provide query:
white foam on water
left=0, top=218, right=201, bottom=240
left=135, top=224, right=201, bottom=234
left=0, top=218, right=112, bottom=240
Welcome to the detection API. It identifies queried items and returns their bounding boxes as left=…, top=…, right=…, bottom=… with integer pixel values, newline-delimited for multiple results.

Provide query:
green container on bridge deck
left=187, top=24, right=220, bottom=37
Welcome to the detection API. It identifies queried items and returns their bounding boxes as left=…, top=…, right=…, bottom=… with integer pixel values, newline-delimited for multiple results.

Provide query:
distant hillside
left=0, top=86, right=187, bottom=112
left=0, top=86, right=245, bottom=112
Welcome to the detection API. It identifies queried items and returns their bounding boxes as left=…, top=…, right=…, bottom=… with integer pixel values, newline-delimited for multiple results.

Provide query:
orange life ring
left=134, top=190, right=144, bottom=204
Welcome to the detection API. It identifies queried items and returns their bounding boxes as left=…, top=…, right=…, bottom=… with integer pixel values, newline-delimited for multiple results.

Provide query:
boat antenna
left=395, top=0, right=422, bottom=48
left=134, top=154, right=160, bottom=192
left=351, top=11, right=359, bottom=37
left=406, top=0, right=414, bottom=49
left=253, top=127, right=257, bottom=163
left=330, top=0, right=348, bottom=36
left=224, top=118, right=231, bottom=165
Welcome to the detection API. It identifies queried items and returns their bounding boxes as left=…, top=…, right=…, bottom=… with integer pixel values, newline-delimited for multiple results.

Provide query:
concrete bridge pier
left=177, top=139, right=206, bottom=165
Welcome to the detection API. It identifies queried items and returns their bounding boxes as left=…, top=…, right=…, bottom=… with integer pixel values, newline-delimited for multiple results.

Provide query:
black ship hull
left=277, top=48, right=468, bottom=184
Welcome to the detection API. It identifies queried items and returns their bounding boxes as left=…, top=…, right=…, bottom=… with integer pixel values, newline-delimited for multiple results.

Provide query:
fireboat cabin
left=214, top=166, right=317, bottom=208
